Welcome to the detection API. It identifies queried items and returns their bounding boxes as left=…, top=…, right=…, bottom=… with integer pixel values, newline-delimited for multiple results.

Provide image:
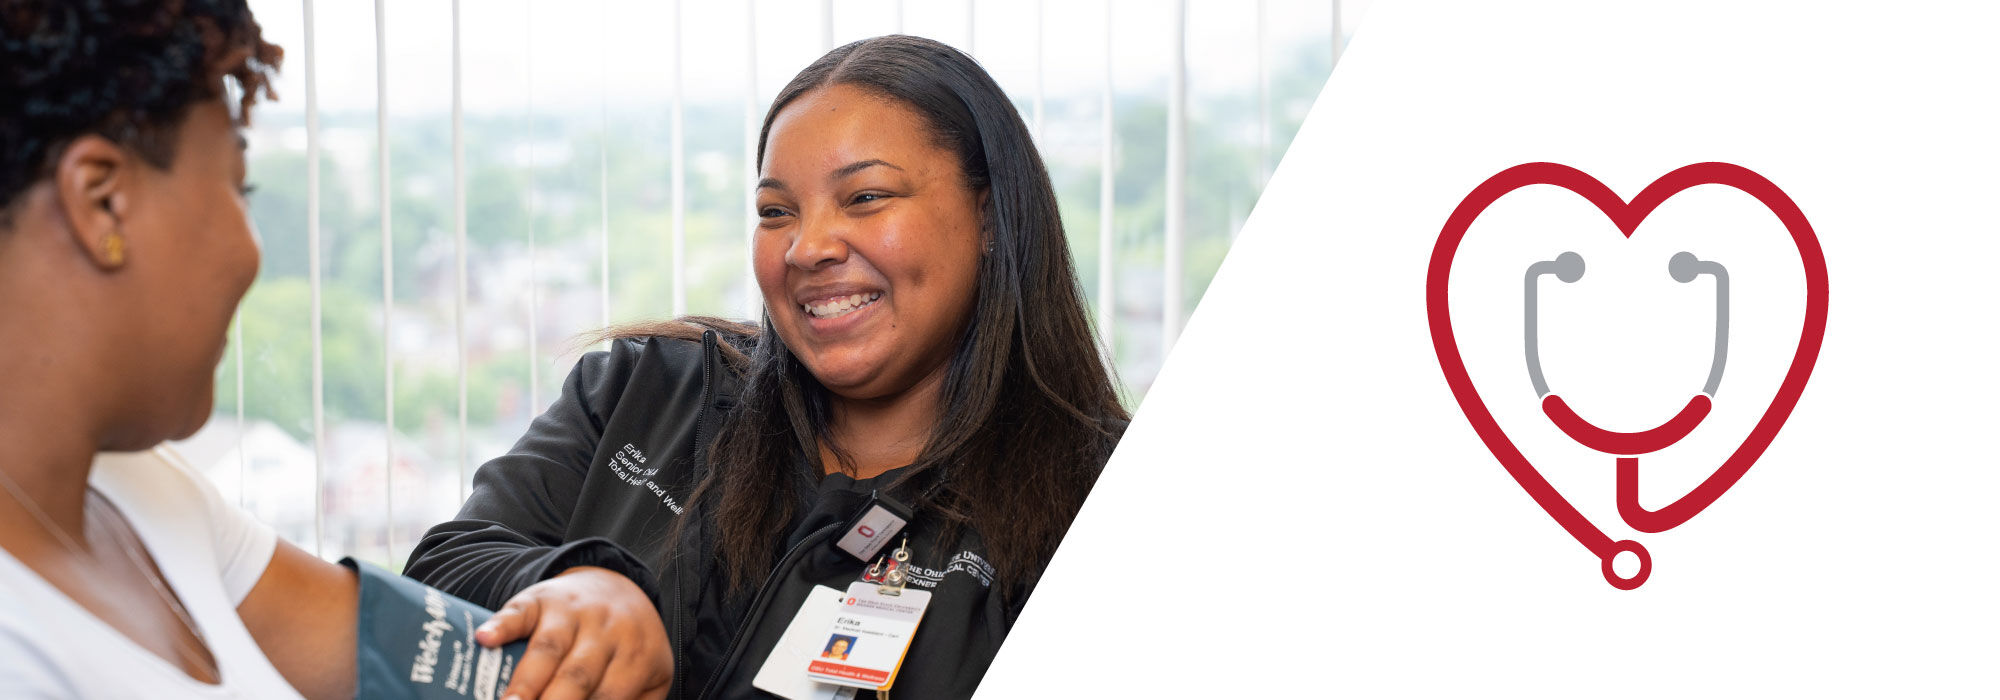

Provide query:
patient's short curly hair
left=0, top=0, right=282, bottom=218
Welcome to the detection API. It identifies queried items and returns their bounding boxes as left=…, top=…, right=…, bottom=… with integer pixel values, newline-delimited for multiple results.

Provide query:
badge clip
left=862, top=535, right=913, bottom=596
left=834, top=491, right=912, bottom=563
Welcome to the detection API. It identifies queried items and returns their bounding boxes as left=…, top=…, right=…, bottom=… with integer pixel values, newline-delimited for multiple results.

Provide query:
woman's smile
left=755, top=83, right=985, bottom=400
left=801, top=291, right=882, bottom=320
left=798, top=287, right=887, bottom=337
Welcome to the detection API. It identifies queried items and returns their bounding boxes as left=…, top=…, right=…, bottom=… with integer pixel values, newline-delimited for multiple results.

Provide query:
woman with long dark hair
left=407, top=35, right=1125, bottom=699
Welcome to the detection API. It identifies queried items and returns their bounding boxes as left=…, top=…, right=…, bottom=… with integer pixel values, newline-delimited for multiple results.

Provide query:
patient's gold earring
left=102, top=230, right=127, bottom=268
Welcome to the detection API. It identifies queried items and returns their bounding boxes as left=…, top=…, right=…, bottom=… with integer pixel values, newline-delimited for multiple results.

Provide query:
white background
left=981, top=0, right=2000, bottom=696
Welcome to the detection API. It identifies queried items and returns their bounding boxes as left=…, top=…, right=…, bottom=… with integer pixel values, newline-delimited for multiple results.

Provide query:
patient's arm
left=237, top=539, right=358, bottom=700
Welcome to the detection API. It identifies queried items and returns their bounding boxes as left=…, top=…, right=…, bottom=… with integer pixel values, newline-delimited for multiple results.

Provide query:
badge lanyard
left=819, top=493, right=933, bottom=696
left=809, top=535, right=929, bottom=698
left=758, top=492, right=935, bottom=700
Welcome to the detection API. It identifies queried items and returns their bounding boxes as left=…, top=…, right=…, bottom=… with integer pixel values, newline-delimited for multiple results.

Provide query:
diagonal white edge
left=979, top=5, right=1361, bottom=693
left=988, top=2, right=2000, bottom=695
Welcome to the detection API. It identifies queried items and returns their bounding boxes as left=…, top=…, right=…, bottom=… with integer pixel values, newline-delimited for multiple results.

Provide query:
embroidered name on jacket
left=604, top=443, right=683, bottom=515
left=903, top=550, right=996, bottom=589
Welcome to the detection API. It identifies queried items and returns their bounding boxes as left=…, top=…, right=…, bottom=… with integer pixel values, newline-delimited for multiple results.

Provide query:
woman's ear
left=53, top=135, right=134, bottom=270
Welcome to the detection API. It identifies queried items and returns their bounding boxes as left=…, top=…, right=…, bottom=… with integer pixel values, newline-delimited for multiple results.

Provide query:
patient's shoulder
left=87, top=447, right=277, bottom=601
left=88, top=448, right=222, bottom=531
left=90, top=447, right=208, bottom=500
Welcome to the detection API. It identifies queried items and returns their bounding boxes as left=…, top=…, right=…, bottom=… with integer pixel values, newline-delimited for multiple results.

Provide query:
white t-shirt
left=0, top=448, right=305, bottom=699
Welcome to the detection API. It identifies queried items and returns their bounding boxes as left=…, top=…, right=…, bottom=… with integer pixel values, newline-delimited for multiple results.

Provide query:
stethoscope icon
left=1523, top=250, right=1728, bottom=588
left=1428, top=162, right=1828, bottom=591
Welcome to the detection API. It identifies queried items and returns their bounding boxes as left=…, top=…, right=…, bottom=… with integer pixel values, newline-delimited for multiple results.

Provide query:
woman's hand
left=477, top=566, right=673, bottom=700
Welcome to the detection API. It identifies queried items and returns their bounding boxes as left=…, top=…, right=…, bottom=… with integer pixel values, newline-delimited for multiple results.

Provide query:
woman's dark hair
left=655, top=35, right=1126, bottom=596
left=0, top=0, right=281, bottom=222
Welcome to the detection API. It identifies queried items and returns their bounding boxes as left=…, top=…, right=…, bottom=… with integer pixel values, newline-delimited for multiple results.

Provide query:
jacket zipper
left=673, top=332, right=719, bottom=700
left=695, top=522, right=841, bottom=700
left=694, top=331, right=717, bottom=460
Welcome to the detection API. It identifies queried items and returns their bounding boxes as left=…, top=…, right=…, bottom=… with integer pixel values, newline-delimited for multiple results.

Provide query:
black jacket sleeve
left=403, top=340, right=661, bottom=610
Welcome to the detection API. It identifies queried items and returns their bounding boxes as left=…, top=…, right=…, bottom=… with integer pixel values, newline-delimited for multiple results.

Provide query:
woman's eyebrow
left=759, top=160, right=904, bottom=192
left=830, top=159, right=902, bottom=180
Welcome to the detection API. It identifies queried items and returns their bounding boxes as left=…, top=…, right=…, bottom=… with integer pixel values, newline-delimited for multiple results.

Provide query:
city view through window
left=174, top=0, right=1355, bottom=570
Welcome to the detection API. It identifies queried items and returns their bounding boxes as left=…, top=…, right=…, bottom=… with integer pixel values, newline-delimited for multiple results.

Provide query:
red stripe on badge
left=807, top=661, right=890, bottom=685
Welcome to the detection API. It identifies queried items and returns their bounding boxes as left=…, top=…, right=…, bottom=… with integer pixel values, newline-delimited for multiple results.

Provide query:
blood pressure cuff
left=342, top=558, right=528, bottom=700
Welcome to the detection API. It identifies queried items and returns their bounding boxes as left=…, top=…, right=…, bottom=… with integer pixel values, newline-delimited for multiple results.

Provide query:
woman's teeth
left=803, top=292, right=883, bottom=319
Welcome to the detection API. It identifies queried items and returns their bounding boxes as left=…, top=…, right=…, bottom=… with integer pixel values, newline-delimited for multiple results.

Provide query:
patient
left=0, top=2, right=358, bottom=697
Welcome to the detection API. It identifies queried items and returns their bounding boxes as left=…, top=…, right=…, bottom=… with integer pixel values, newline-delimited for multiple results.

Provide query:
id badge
left=752, top=585, right=861, bottom=700
left=803, top=581, right=932, bottom=690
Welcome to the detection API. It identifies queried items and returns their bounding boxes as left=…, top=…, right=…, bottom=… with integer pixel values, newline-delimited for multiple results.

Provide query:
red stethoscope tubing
left=1534, top=393, right=1713, bottom=590
left=1542, top=393, right=1720, bottom=535
left=1541, top=393, right=1711, bottom=456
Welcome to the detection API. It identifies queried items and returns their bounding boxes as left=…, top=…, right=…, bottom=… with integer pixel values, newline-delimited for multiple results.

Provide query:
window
left=188, top=0, right=1358, bottom=568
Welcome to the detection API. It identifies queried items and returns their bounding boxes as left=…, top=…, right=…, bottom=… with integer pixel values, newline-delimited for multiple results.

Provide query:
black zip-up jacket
left=405, top=334, right=1025, bottom=699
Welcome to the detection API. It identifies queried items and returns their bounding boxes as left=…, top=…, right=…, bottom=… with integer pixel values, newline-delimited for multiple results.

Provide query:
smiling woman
left=754, top=84, right=989, bottom=466
left=405, top=34, right=1127, bottom=700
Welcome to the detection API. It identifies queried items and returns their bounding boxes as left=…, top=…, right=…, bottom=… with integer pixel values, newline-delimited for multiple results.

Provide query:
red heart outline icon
left=1426, top=162, right=1830, bottom=590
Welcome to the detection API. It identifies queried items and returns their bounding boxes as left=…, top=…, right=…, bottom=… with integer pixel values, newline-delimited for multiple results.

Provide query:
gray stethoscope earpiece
left=1525, top=251, right=1730, bottom=398
left=1548, top=251, right=1586, bottom=283
left=1667, top=251, right=1703, bottom=283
